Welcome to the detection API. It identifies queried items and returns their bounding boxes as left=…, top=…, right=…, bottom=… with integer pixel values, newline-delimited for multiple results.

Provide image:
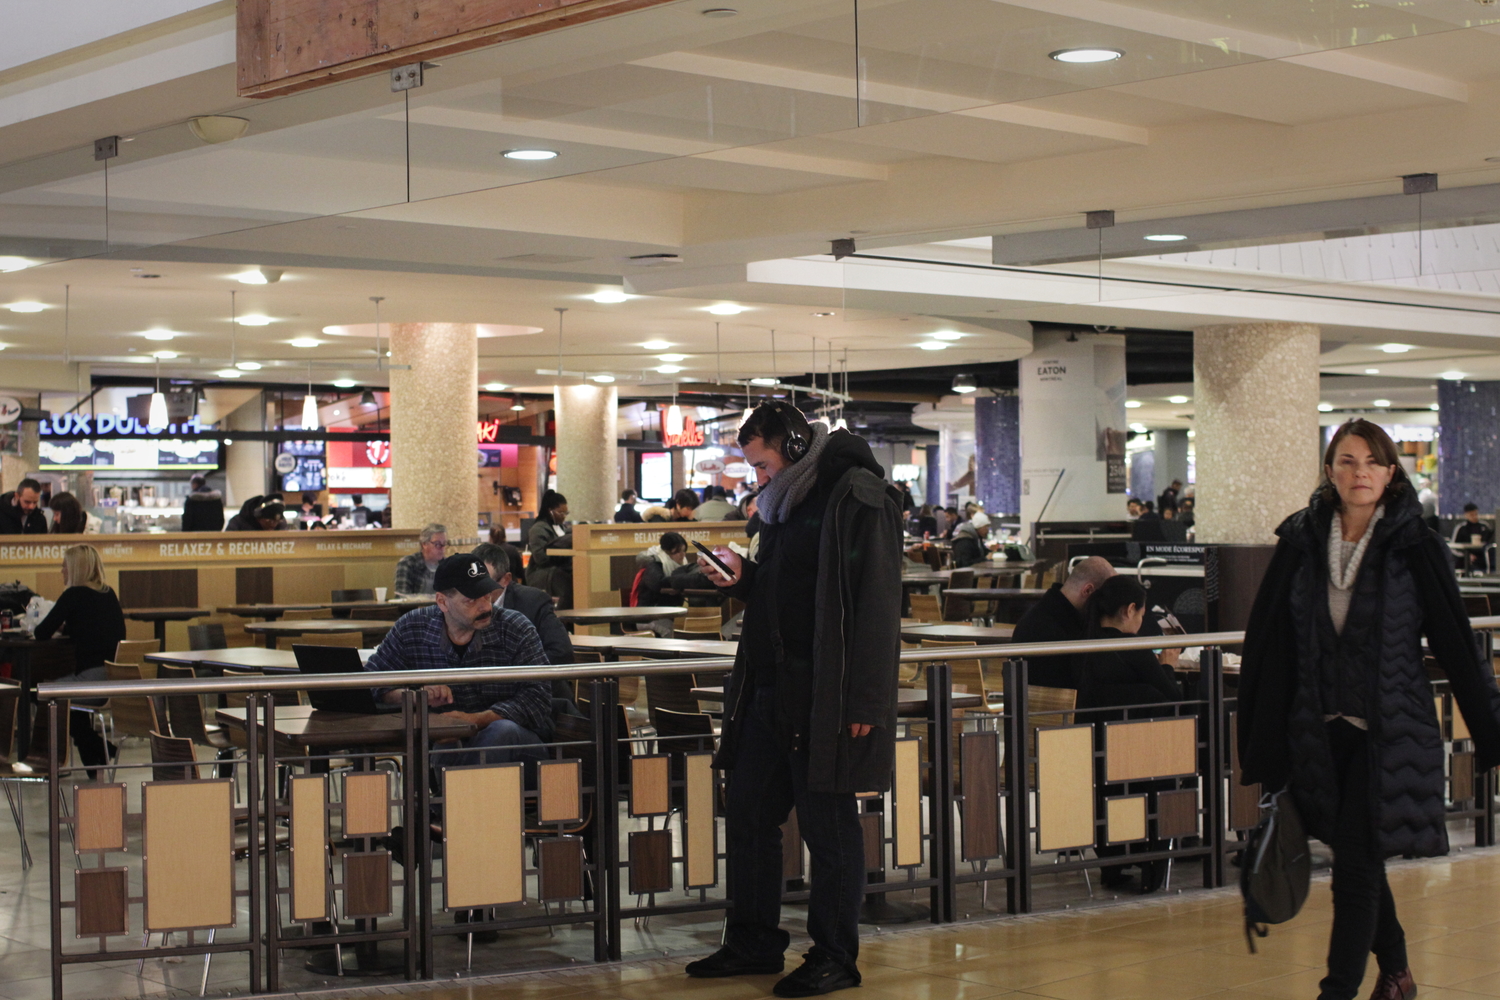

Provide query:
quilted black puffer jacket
left=1239, top=485, right=1500, bottom=858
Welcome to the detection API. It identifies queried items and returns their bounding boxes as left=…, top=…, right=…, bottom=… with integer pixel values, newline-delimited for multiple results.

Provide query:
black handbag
left=1240, top=789, right=1311, bottom=952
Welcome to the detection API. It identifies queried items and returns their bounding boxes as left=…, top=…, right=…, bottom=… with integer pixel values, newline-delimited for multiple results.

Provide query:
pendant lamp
left=302, top=363, right=320, bottom=430
left=147, top=357, right=168, bottom=429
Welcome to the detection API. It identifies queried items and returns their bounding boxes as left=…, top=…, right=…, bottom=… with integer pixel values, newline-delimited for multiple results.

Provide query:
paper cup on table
left=375, top=587, right=388, bottom=602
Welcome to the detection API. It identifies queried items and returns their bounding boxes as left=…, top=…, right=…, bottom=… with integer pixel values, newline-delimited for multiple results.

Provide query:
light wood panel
left=343, top=772, right=391, bottom=836
left=1037, top=725, right=1095, bottom=852
left=290, top=776, right=328, bottom=923
left=144, top=780, right=234, bottom=931
left=74, top=785, right=126, bottom=853
left=1106, top=795, right=1147, bottom=845
left=444, top=764, right=524, bottom=909
left=1105, top=718, right=1197, bottom=783
left=538, top=759, right=582, bottom=824
left=1453, top=696, right=1473, bottom=741
left=684, top=751, right=716, bottom=888
left=893, top=738, right=923, bottom=868
left=630, top=755, right=670, bottom=817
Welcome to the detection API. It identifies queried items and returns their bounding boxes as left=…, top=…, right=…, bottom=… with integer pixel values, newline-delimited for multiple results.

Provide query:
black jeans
left=723, top=685, right=865, bottom=974
left=1321, top=719, right=1407, bottom=1000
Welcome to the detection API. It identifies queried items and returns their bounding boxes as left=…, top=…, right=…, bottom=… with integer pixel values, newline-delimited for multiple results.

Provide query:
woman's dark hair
left=1317, top=418, right=1410, bottom=510
left=540, top=490, right=568, bottom=515
left=50, top=492, right=86, bottom=534
left=659, top=531, right=687, bottom=553
left=671, top=488, right=700, bottom=511
left=738, top=401, right=811, bottom=449
left=489, top=525, right=508, bottom=544
left=1085, top=575, right=1147, bottom=636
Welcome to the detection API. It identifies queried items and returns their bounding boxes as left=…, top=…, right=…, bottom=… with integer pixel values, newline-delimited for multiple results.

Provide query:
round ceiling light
left=1318, top=402, right=1334, bottom=412
left=591, top=290, right=628, bottom=304
left=332, top=378, right=358, bottom=388
left=503, top=149, right=558, bottom=160
left=642, top=340, right=672, bottom=350
left=0, top=256, right=35, bottom=272
left=1144, top=234, right=1188, bottom=242
left=1167, top=395, right=1189, bottom=404
left=1049, top=47, right=1124, bottom=63
left=142, top=329, right=175, bottom=341
left=1124, top=400, right=1143, bottom=408
left=152, top=350, right=179, bottom=359
left=657, top=364, right=684, bottom=374
left=658, top=353, right=686, bottom=362
left=483, top=382, right=508, bottom=391
left=1365, top=368, right=1380, bottom=374
left=918, top=342, right=947, bottom=351
left=591, top=374, right=616, bottom=383
left=1373, top=399, right=1392, bottom=407
left=215, top=369, right=242, bottom=379
left=235, top=361, right=263, bottom=371
left=1441, top=371, right=1466, bottom=380
left=237, top=314, right=272, bottom=326
left=6, top=301, right=44, bottom=313
left=290, top=337, right=320, bottom=348
left=952, top=374, right=977, bottom=393
left=750, top=377, right=778, bottom=386
left=707, top=303, right=745, bottom=315
left=932, top=331, right=963, bottom=341
left=1379, top=343, right=1413, bottom=353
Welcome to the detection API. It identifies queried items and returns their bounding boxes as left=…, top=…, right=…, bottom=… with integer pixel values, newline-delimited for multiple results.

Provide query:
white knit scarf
left=1328, top=505, right=1384, bottom=590
left=755, top=422, right=831, bottom=524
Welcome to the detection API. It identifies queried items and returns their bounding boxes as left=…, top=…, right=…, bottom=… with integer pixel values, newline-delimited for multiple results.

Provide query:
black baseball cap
left=432, top=554, right=501, bottom=599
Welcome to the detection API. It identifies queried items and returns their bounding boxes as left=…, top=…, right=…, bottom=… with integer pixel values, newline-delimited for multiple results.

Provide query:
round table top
left=123, top=607, right=210, bottom=620
left=555, top=606, right=686, bottom=624
left=901, top=623, right=1015, bottom=643
left=243, top=619, right=396, bottom=635
left=941, top=588, right=1049, bottom=600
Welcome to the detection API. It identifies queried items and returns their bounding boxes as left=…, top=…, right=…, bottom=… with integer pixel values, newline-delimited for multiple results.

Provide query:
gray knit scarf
left=756, top=422, right=831, bottom=524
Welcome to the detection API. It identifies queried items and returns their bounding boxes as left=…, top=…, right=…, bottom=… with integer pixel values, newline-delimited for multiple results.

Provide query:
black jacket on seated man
left=497, top=583, right=571, bottom=667
left=0, top=485, right=48, bottom=535
left=1011, top=584, right=1087, bottom=688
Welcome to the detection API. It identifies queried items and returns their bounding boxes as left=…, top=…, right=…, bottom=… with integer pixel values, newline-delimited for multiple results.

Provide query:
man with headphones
left=687, top=401, right=904, bottom=997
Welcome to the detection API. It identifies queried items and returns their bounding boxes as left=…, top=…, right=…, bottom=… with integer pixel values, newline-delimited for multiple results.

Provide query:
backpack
left=1241, top=789, right=1311, bottom=953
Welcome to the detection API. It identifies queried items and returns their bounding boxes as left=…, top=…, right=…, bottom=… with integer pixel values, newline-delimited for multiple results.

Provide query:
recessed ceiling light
left=1130, top=423, right=1148, bottom=433
left=1379, top=343, right=1413, bottom=353
left=235, top=361, right=262, bottom=371
left=235, top=270, right=267, bottom=285
left=1441, top=370, right=1465, bottom=380
left=215, top=369, right=242, bottom=379
left=658, top=353, right=687, bottom=362
left=932, top=331, right=963, bottom=341
left=1487, top=156, right=1500, bottom=163
left=918, top=342, right=947, bottom=351
left=503, top=148, right=558, bottom=160
left=591, top=290, right=629, bottom=304
left=1365, top=368, right=1380, bottom=374
left=591, top=374, right=616, bottom=383
left=1373, top=399, right=1392, bottom=407
left=750, top=377, right=778, bottom=386
left=642, top=340, right=672, bottom=350
left=511, top=400, right=526, bottom=411
left=952, top=374, right=977, bottom=393
left=152, top=350, right=178, bottom=359
left=1318, top=402, right=1334, bottom=412
left=483, top=382, right=508, bottom=391
left=1124, top=400, right=1143, bottom=408
left=1430, top=403, right=1441, bottom=411
left=812, top=311, right=835, bottom=317
left=6, top=301, right=44, bottom=313
left=0, top=257, right=35, bottom=272
left=657, top=364, right=684, bottom=373
left=1144, top=234, right=1188, bottom=242
left=290, top=337, right=320, bottom=348
left=707, top=304, right=745, bottom=315
left=332, top=378, right=357, bottom=388
left=1049, top=47, right=1124, bottom=63
left=237, top=314, right=271, bottom=326
left=130, top=356, right=153, bottom=363
left=1167, top=395, right=1189, bottom=404
left=701, top=7, right=737, bottom=16
left=142, top=329, right=175, bottom=341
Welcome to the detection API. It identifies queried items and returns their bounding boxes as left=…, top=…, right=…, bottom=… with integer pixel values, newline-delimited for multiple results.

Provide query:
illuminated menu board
left=39, top=438, right=220, bottom=471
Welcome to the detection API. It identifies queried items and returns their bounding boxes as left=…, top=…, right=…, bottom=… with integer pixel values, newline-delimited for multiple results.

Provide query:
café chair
left=156, top=664, right=237, bottom=783
left=350, top=605, right=403, bottom=621
left=114, top=639, right=161, bottom=675
left=103, top=662, right=163, bottom=758
left=280, top=608, right=332, bottom=621
left=645, top=673, right=699, bottom=716
left=919, top=640, right=1002, bottom=714
left=187, top=624, right=228, bottom=651
left=676, top=616, right=723, bottom=634
left=909, top=594, right=942, bottom=624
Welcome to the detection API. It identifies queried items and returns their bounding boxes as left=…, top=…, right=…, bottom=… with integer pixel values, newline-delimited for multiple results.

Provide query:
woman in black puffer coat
left=1240, top=419, right=1500, bottom=1000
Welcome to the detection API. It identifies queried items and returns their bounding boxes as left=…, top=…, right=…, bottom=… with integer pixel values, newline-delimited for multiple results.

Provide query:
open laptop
left=292, top=644, right=386, bottom=713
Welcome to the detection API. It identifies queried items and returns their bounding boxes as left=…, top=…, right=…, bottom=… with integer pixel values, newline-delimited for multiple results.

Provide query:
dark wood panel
left=236, top=567, right=274, bottom=605
left=76, top=868, right=128, bottom=937
left=960, top=731, right=1002, bottom=861
left=342, top=852, right=392, bottom=918
left=610, top=553, right=639, bottom=592
left=1228, top=714, right=1262, bottom=831
left=781, top=812, right=803, bottom=880
left=537, top=836, right=585, bottom=901
left=861, top=812, right=883, bottom=873
left=1453, top=751, right=1476, bottom=805
left=628, top=830, right=672, bottom=895
left=1206, top=545, right=1276, bottom=635
left=119, top=569, right=197, bottom=610
left=1156, top=789, right=1199, bottom=839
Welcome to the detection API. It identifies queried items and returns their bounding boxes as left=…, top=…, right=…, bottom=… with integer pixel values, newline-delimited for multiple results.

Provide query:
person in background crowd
left=225, top=497, right=288, bottom=531
left=696, top=486, right=740, bottom=521
left=741, top=491, right=763, bottom=560
left=942, top=506, right=960, bottom=539
left=1131, top=500, right=1165, bottom=541
left=688, top=401, right=902, bottom=997
left=914, top=503, right=939, bottom=537
left=631, top=531, right=712, bottom=612
left=1127, top=497, right=1144, bottom=519
left=487, top=525, right=526, bottom=585
left=1415, top=475, right=1440, bottom=532
left=1178, top=496, right=1196, bottom=529
left=0, top=478, right=47, bottom=535
left=350, top=494, right=373, bottom=525
left=1158, top=479, right=1182, bottom=513
left=181, top=474, right=224, bottom=531
left=309, top=521, right=328, bottom=530
left=931, top=505, right=951, bottom=538
left=1240, top=419, right=1500, bottom=1000
left=473, top=543, right=570, bottom=668
left=615, top=488, right=643, bottom=523
left=1012, top=556, right=1117, bottom=688
left=1158, top=502, right=1188, bottom=543
left=1076, top=574, right=1183, bottom=893
left=643, top=488, right=701, bottom=522
left=33, top=544, right=127, bottom=772
left=48, top=492, right=91, bottom=534
left=527, top=490, right=574, bottom=606
left=299, top=492, right=321, bottom=518
left=951, top=510, right=992, bottom=567
left=1452, top=502, right=1493, bottom=573
left=393, top=523, right=447, bottom=596
left=897, top=482, right=916, bottom=514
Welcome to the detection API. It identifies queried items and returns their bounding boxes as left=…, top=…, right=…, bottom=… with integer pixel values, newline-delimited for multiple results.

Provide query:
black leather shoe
left=685, top=947, right=784, bottom=978
left=773, top=954, right=861, bottom=997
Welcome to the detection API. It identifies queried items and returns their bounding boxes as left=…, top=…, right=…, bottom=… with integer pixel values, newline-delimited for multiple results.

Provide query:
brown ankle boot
left=1369, top=968, right=1416, bottom=1000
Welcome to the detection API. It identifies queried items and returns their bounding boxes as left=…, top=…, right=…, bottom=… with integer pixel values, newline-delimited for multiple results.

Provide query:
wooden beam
left=237, top=0, right=679, bottom=99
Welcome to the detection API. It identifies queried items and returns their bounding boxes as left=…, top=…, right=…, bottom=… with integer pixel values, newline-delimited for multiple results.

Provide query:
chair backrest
left=919, top=639, right=994, bottom=699
left=909, top=593, right=942, bottom=623
left=677, top=616, right=722, bottom=634
left=155, top=665, right=215, bottom=743
left=281, top=632, right=363, bottom=650
left=685, top=605, right=720, bottom=620
left=0, top=682, right=19, bottom=765
left=104, top=661, right=161, bottom=739
left=644, top=673, right=699, bottom=715
left=221, top=668, right=303, bottom=708
left=187, top=623, right=228, bottom=651
left=149, top=730, right=200, bottom=782
left=1026, top=685, right=1078, bottom=786
left=280, top=608, right=332, bottom=621
left=114, top=639, right=160, bottom=666
left=949, top=569, right=975, bottom=590
left=1464, top=594, right=1492, bottom=619
left=332, top=589, right=376, bottom=603
left=650, top=706, right=714, bottom=743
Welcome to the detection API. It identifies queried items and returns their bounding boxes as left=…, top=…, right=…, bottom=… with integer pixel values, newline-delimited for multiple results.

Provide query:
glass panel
left=0, top=144, right=106, bottom=268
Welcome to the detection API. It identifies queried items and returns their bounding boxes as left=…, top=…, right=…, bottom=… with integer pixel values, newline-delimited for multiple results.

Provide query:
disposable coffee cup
left=375, top=587, right=388, bottom=602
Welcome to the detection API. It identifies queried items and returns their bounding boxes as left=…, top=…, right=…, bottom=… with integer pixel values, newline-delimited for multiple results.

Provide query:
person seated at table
left=33, top=544, right=127, bottom=771
left=365, top=554, right=553, bottom=769
left=1011, top=556, right=1116, bottom=688
left=1452, top=502, right=1493, bottom=573
left=950, top=511, right=993, bottom=567
left=225, top=496, right=288, bottom=531
left=630, top=532, right=712, bottom=636
left=48, top=491, right=94, bottom=534
left=642, top=488, right=700, bottom=523
left=394, top=522, right=447, bottom=596
left=472, top=543, right=569, bottom=666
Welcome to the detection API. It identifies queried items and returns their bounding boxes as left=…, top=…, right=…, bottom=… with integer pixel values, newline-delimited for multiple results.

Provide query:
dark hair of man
left=621, top=489, right=637, bottom=502
left=352, top=494, right=364, bottom=504
left=1465, top=502, right=1479, bottom=513
left=1085, top=575, right=1148, bottom=636
left=672, top=488, right=700, bottom=510
left=1317, top=418, right=1409, bottom=510
left=659, top=531, right=686, bottom=553
left=540, top=490, right=568, bottom=515
left=737, top=401, right=811, bottom=450
left=17, top=478, right=41, bottom=494
left=471, top=542, right=510, bottom=577
left=190, top=474, right=206, bottom=489
left=256, top=502, right=285, bottom=521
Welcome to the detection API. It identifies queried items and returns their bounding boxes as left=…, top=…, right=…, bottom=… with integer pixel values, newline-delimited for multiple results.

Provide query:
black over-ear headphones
left=767, top=400, right=810, bottom=462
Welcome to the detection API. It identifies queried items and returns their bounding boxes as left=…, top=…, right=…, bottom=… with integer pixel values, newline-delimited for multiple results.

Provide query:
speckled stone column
left=1194, top=323, right=1321, bottom=543
left=554, top=384, right=619, bottom=522
left=974, top=393, right=1020, bottom=515
left=389, top=323, right=478, bottom=542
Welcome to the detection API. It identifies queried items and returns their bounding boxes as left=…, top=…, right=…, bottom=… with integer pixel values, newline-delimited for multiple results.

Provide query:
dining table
left=901, top=623, right=1015, bottom=644
left=0, top=633, right=76, bottom=753
left=554, top=606, right=686, bottom=631
left=569, top=634, right=738, bottom=660
left=146, top=646, right=375, bottom=675
left=123, top=607, right=211, bottom=646
left=215, top=704, right=475, bottom=752
left=218, top=598, right=432, bottom=622
left=689, top=685, right=983, bottom=716
left=243, top=619, right=396, bottom=649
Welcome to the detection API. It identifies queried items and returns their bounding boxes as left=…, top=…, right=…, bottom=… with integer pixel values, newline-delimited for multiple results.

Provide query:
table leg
left=15, top=658, right=32, bottom=758
left=154, top=620, right=169, bottom=649
left=265, top=633, right=278, bottom=649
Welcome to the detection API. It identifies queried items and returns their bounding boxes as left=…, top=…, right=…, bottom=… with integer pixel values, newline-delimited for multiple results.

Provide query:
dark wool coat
left=1238, top=487, right=1500, bottom=857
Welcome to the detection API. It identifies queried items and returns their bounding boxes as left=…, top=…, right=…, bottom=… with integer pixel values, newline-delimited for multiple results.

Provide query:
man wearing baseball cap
left=364, top=553, right=553, bottom=767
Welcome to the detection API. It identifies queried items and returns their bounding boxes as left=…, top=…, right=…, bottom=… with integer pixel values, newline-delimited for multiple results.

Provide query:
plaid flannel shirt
left=365, top=605, right=553, bottom=738
left=393, top=552, right=437, bottom=596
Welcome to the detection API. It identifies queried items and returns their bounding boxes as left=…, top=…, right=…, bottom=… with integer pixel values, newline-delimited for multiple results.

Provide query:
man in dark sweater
left=1011, top=556, right=1116, bottom=688
left=0, top=478, right=47, bottom=534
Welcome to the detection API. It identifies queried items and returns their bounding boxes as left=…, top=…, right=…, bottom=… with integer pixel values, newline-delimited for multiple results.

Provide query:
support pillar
left=974, top=393, right=1020, bottom=515
left=389, top=323, right=478, bottom=542
left=1438, top=380, right=1500, bottom=516
left=554, top=384, right=619, bottom=523
left=1153, top=429, right=1190, bottom=499
left=1193, top=323, right=1320, bottom=544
